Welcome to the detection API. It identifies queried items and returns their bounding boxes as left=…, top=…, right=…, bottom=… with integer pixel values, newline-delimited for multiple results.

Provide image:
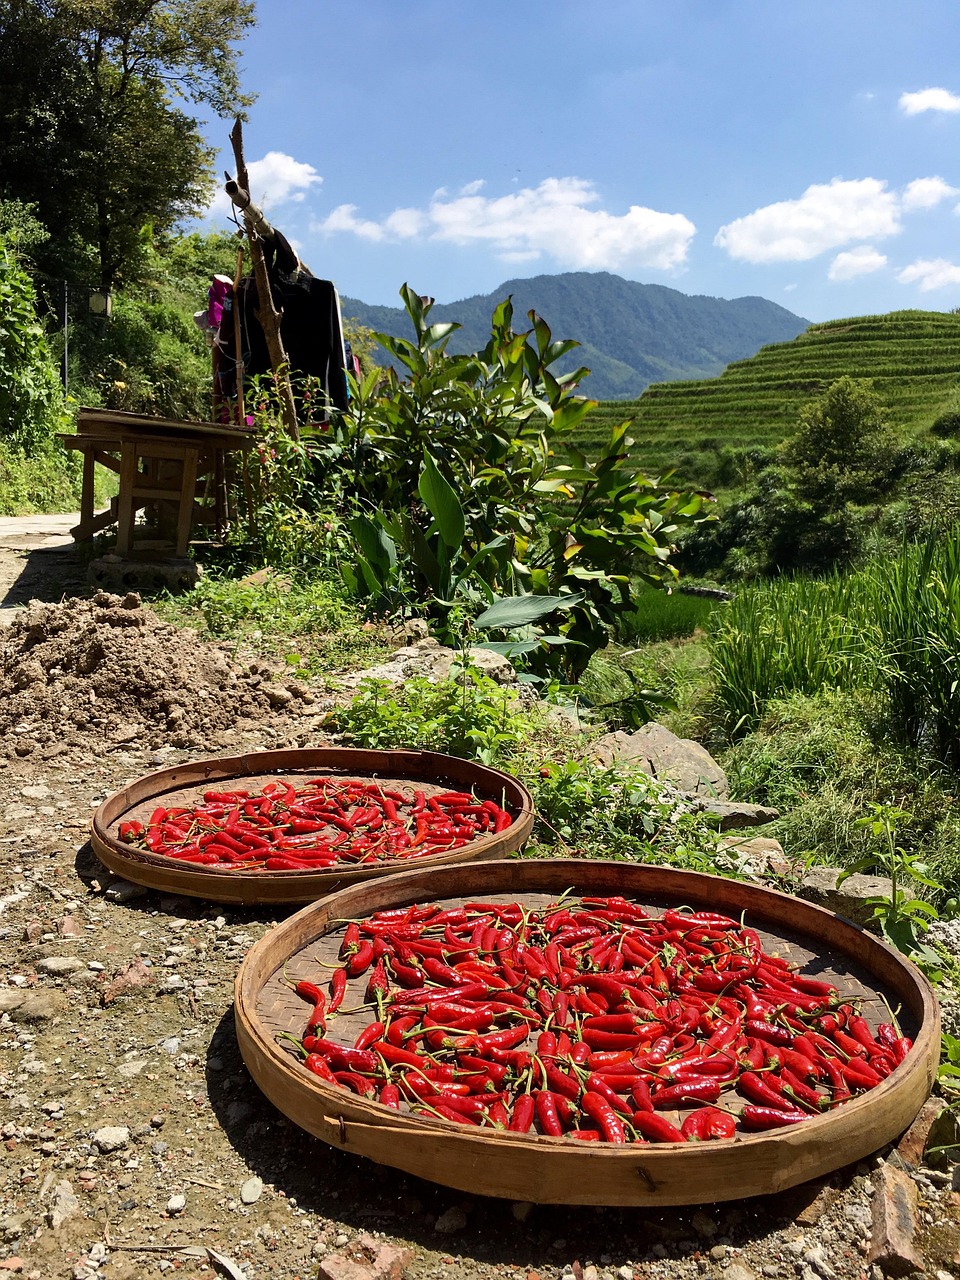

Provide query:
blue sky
left=202, top=0, right=960, bottom=324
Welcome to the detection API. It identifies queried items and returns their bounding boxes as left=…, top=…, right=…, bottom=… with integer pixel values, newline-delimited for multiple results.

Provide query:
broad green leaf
left=475, top=592, right=584, bottom=630
left=418, top=451, right=465, bottom=550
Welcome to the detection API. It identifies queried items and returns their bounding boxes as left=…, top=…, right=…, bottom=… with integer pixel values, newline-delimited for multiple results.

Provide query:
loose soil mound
left=0, top=591, right=314, bottom=752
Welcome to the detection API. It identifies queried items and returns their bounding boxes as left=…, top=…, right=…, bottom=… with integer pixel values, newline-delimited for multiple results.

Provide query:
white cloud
left=714, top=178, right=900, bottom=263
left=898, top=257, right=960, bottom=290
left=246, top=152, right=322, bottom=206
left=209, top=151, right=321, bottom=218
left=899, top=87, right=960, bottom=115
left=317, top=204, right=390, bottom=242
left=314, top=176, right=696, bottom=271
left=902, top=176, right=959, bottom=209
left=828, top=246, right=888, bottom=281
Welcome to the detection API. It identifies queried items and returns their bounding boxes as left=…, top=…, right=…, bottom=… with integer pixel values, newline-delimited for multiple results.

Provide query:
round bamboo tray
left=234, top=859, right=939, bottom=1206
left=91, top=748, right=534, bottom=905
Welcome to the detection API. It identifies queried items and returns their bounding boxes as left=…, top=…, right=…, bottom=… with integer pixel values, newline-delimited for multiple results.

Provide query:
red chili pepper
left=740, top=1105, right=810, bottom=1130
left=509, top=1094, right=536, bottom=1133
left=632, top=1111, right=685, bottom=1143
left=534, top=1089, right=564, bottom=1136
left=580, top=1091, right=626, bottom=1143
left=738, top=1071, right=798, bottom=1112
left=328, top=967, right=347, bottom=1014
left=652, top=1077, right=722, bottom=1109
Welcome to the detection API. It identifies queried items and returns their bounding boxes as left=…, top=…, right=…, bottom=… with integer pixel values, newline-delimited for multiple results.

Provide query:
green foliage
left=782, top=376, right=896, bottom=506
left=838, top=801, right=944, bottom=958
left=530, top=759, right=735, bottom=873
left=931, top=411, right=960, bottom=439
left=709, top=572, right=872, bottom=733
left=615, top=585, right=721, bottom=644
left=870, top=527, right=960, bottom=768
left=0, top=439, right=83, bottom=514
left=680, top=378, right=901, bottom=579
left=0, top=237, right=65, bottom=448
left=0, top=0, right=255, bottom=291
left=155, top=572, right=387, bottom=679
left=326, top=663, right=541, bottom=767
left=68, top=230, right=238, bottom=420
left=324, top=286, right=711, bottom=679
left=718, top=688, right=960, bottom=900
left=579, top=636, right=715, bottom=740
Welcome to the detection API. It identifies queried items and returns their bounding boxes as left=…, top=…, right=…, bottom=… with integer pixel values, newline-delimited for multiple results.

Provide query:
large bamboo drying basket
left=91, top=748, right=534, bottom=905
left=234, top=858, right=939, bottom=1206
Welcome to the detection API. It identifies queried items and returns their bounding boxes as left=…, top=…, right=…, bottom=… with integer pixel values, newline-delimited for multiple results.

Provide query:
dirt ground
left=0, top=527, right=958, bottom=1280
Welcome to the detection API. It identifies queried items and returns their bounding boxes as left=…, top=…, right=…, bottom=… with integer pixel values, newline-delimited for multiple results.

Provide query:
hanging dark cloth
left=217, top=231, right=349, bottom=417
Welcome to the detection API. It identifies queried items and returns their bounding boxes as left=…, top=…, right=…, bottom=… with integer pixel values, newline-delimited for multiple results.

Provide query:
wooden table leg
left=116, top=442, right=138, bottom=555
left=175, top=447, right=199, bottom=557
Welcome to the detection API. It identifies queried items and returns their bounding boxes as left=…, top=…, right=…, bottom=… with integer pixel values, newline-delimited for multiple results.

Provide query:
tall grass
left=616, top=587, right=719, bottom=644
left=709, top=573, right=872, bottom=733
left=710, top=525, right=960, bottom=770
left=873, top=530, right=960, bottom=767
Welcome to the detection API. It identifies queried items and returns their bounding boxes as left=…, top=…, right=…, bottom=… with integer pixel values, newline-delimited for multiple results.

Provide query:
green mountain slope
left=341, top=272, right=809, bottom=401
left=583, top=309, right=960, bottom=476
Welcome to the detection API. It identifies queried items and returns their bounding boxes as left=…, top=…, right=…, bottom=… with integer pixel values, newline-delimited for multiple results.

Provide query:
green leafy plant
left=839, top=801, right=944, bottom=957
left=531, top=758, right=735, bottom=875
left=326, top=660, right=540, bottom=767
left=325, top=286, right=711, bottom=678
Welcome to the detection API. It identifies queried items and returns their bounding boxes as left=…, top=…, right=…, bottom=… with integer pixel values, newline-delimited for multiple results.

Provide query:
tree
left=0, top=0, right=256, bottom=291
left=781, top=376, right=896, bottom=507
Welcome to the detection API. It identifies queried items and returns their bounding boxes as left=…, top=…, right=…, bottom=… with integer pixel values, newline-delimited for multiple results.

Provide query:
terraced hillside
left=587, top=310, right=960, bottom=478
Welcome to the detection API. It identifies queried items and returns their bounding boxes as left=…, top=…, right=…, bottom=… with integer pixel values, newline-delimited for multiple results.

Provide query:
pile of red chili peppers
left=117, top=779, right=513, bottom=871
left=285, top=894, right=912, bottom=1143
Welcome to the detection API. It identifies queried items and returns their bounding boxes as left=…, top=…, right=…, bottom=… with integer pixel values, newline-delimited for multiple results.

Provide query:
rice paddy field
left=584, top=309, right=960, bottom=478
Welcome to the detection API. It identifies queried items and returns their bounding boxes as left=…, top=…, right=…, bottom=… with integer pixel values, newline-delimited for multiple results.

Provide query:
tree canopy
left=0, top=0, right=256, bottom=291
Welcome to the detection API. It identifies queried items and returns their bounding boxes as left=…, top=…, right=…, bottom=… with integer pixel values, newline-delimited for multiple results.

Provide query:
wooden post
left=228, top=118, right=300, bottom=441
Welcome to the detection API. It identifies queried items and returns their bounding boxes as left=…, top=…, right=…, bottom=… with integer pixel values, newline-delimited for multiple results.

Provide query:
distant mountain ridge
left=340, top=272, right=810, bottom=400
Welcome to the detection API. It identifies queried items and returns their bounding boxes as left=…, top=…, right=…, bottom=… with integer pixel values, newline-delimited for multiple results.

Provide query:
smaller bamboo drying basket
left=234, top=859, right=939, bottom=1206
left=91, top=747, right=534, bottom=905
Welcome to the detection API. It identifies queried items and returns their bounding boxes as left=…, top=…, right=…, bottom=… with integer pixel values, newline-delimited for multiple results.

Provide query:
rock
left=104, top=879, right=148, bottom=903
left=897, top=1097, right=960, bottom=1170
left=723, top=1267, right=759, bottom=1280
left=165, top=1194, right=185, bottom=1215
left=0, top=992, right=25, bottom=1014
left=798, top=867, right=897, bottom=927
left=699, top=800, right=780, bottom=829
left=720, top=835, right=790, bottom=879
left=9, top=991, right=64, bottom=1023
left=48, top=1181, right=79, bottom=1230
left=240, top=1176, right=263, bottom=1204
left=0, top=1261, right=24, bottom=1274
left=100, top=957, right=152, bottom=1004
left=789, top=1179, right=839, bottom=1226
left=367, top=1243, right=414, bottom=1280
left=434, top=1206, right=468, bottom=1234
left=867, top=1163, right=922, bottom=1275
left=589, top=722, right=728, bottom=797
left=93, top=1125, right=130, bottom=1153
left=348, top=639, right=516, bottom=689
left=317, top=1260, right=373, bottom=1280
left=59, top=915, right=84, bottom=938
left=802, top=1246, right=837, bottom=1279
left=36, top=956, right=83, bottom=975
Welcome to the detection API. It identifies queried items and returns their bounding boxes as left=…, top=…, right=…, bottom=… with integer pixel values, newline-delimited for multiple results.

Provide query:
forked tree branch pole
left=227, top=117, right=300, bottom=440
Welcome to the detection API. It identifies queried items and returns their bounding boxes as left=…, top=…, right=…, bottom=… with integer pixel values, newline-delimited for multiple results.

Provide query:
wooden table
left=60, top=408, right=255, bottom=558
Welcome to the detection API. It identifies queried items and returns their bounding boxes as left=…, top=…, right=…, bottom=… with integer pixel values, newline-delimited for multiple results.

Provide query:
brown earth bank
left=0, top=528, right=957, bottom=1280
